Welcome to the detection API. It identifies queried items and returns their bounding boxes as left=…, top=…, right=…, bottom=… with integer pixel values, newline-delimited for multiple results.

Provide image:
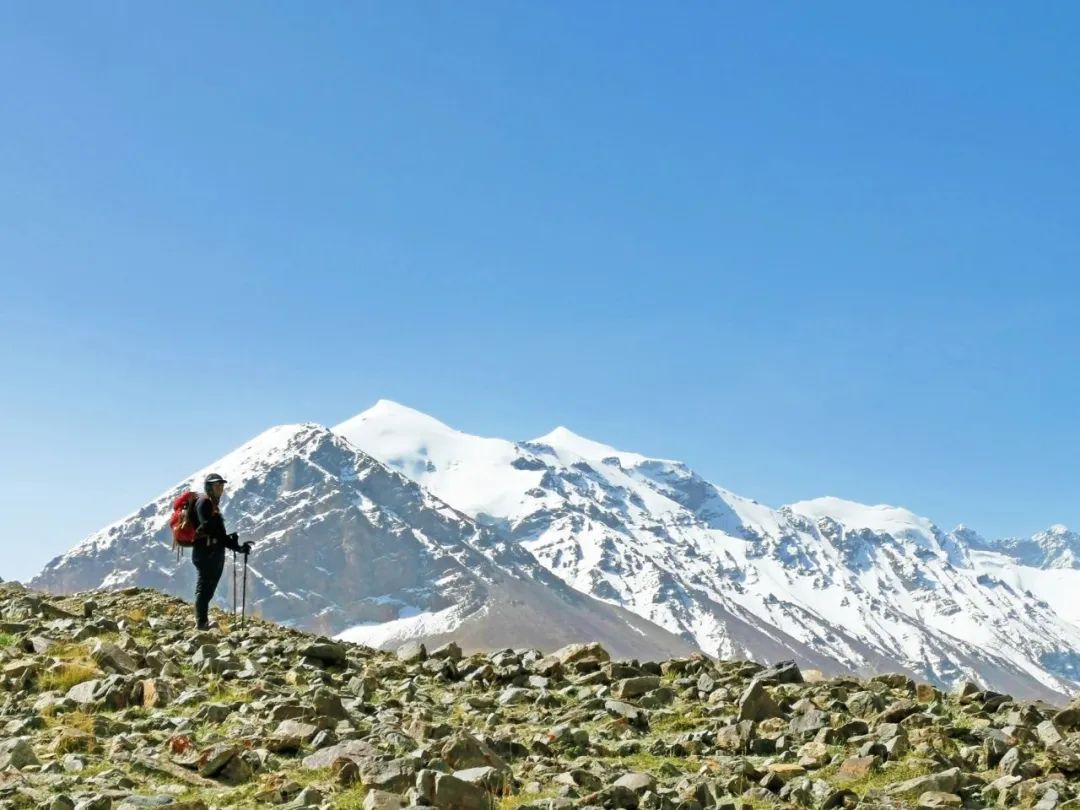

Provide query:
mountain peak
left=530, top=425, right=649, bottom=466
left=337, top=400, right=457, bottom=437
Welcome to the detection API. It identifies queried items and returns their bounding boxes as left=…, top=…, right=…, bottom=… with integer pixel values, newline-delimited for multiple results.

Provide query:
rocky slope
left=30, top=424, right=693, bottom=663
left=4, top=583, right=1080, bottom=810
left=336, top=402, right=1080, bottom=702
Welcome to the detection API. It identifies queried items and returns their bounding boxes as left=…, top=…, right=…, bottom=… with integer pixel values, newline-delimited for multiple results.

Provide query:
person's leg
left=193, top=549, right=225, bottom=629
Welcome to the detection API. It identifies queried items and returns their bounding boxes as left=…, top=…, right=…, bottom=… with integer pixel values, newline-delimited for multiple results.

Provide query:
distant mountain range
left=33, top=400, right=1080, bottom=701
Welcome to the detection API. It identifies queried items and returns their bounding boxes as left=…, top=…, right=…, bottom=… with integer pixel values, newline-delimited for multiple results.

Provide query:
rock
left=639, top=687, right=675, bottom=708
left=847, top=690, right=886, bottom=717
left=751, top=660, right=803, bottom=685
left=798, top=740, right=830, bottom=768
left=454, top=766, right=507, bottom=792
left=915, top=683, right=941, bottom=703
left=552, top=642, right=610, bottom=668
left=886, top=768, right=961, bottom=798
left=999, top=746, right=1024, bottom=775
left=605, top=699, right=649, bottom=729
left=879, top=698, right=919, bottom=723
left=364, top=791, right=406, bottom=810
left=312, top=687, right=348, bottom=719
left=554, top=769, right=603, bottom=791
left=440, top=733, right=508, bottom=771
left=217, top=753, right=253, bottom=785
left=197, top=744, right=240, bottom=777
left=837, top=755, right=877, bottom=781
left=498, top=687, right=532, bottom=706
left=301, top=641, right=347, bottom=666
left=90, top=640, right=138, bottom=674
left=1038, top=719, right=1066, bottom=748
left=789, top=708, right=831, bottom=737
left=302, top=739, right=381, bottom=770
left=292, top=787, right=324, bottom=807
left=1047, top=743, right=1080, bottom=774
left=363, top=758, right=419, bottom=793
left=766, top=762, right=807, bottom=781
left=3, top=658, right=40, bottom=680
left=397, top=641, right=428, bottom=663
left=275, top=719, right=320, bottom=741
left=416, top=769, right=492, bottom=810
left=0, top=737, right=39, bottom=770
left=917, top=791, right=962, bottom=808
left=614, top=772, right=656, bottom=794
left=429, top=641, right=463, bottom=661
left=982, top=729, right=1012, bottom=768
left=612, top=676, right=661, bottom=699
left=139, top=678, right=172, bottom=708
left=580, top=785, right=639, bottom=810
left=67, top=678, right=103, bottom=705
left=737, top=680, right=782, bottom=722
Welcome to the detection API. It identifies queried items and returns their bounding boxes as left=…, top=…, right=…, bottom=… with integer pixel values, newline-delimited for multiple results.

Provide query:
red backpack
left=170, top=491, right=202, bottom=549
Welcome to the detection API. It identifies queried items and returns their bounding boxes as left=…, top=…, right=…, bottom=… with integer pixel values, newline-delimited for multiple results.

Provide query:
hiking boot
left=195, top=622, right=212, bottom=632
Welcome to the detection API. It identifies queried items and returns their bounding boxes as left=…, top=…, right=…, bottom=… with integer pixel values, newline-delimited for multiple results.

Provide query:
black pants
left=192, top=545, right=227, bottom=627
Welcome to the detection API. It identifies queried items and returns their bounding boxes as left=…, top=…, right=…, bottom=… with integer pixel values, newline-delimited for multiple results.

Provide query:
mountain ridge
left=336, top=400, right=1080, bottom=702
left=30, top=399, right=1080, bottom=701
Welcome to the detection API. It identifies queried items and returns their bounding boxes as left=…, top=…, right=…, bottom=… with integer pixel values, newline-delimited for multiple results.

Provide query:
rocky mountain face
left=991, top=526, right=1080, bottom=571
left=5, top=583, right=1080, bottom=810
left=337, top=402, right=1080, bottom=702
left=30, top=424, right=694, bottom=663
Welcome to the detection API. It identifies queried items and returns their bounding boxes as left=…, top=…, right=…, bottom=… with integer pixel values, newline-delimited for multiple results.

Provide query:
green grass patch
left=496, top=786, right=562, bottom=810
left=331, top=783, right=370, bottom=809
left=50, top=641, right=93, bottom=662
left=0, top=633, right=15, bottom=648
left=44, top=710, right=99, bottom=733
left=830, top=756, right=934, bottom=797
left=38, top=662, right=101, bottom=692
left=650, top=710, right=706, bottom=734
left=610, top=751, right=699, bottom=774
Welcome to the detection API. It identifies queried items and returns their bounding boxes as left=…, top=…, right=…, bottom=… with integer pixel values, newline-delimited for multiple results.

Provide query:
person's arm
left=223, top=529, right=242, bottom=552
left=196, top=497, right=229, bottom=544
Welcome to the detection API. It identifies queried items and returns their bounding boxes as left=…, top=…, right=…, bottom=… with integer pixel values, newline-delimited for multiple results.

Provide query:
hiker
left=192, top=473, right=252, bottom=630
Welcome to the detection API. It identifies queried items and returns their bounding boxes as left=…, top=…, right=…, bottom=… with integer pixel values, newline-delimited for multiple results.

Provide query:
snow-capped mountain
left=967, top=525, right=1080, bottom=630
left=31, top=423, right=696, bottom=661
left=337, top=400, right=1080, bottom=701
left=990, top=525, right=1080, bottom=570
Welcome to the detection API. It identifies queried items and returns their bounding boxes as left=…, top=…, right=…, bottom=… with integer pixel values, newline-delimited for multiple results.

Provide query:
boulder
left=0, top=737, right=39, bottom=770
left=301, top=641, right=347, bottom=666
left=612, top=676, right=661, bottom=700
left=738, top=680, right=782, bottom=722
left=397, top=641, right=427, bottom=664
left=416, top=769, right=492, bottom=810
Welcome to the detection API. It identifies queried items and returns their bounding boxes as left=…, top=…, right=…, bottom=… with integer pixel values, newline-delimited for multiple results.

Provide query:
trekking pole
left=241, top=550, right=249, bottom=631
left=232, top=550, right=237, bottom=622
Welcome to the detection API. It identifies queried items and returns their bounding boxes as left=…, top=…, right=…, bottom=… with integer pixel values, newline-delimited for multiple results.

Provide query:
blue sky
left=2, top=3, right=1078, bottom=582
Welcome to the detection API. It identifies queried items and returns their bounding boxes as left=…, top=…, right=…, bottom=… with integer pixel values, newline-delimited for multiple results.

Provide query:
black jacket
left=194, top=494, right=241, bottom=553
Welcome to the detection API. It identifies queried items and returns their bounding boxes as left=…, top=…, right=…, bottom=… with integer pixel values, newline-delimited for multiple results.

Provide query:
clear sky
left=2, top=3, right=1078, bottom=582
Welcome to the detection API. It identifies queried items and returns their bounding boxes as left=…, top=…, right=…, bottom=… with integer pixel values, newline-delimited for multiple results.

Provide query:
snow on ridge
left=786, top=496, right=939, bottom=541
left=530, top=425, right=650, bottom=466
left=64, top=422, right=346, bottom=558
left=335, top=603, right=470, bottom=647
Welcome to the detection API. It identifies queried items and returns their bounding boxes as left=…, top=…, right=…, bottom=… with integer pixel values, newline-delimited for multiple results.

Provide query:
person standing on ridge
left=192, top=473, right=252, bottom=630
